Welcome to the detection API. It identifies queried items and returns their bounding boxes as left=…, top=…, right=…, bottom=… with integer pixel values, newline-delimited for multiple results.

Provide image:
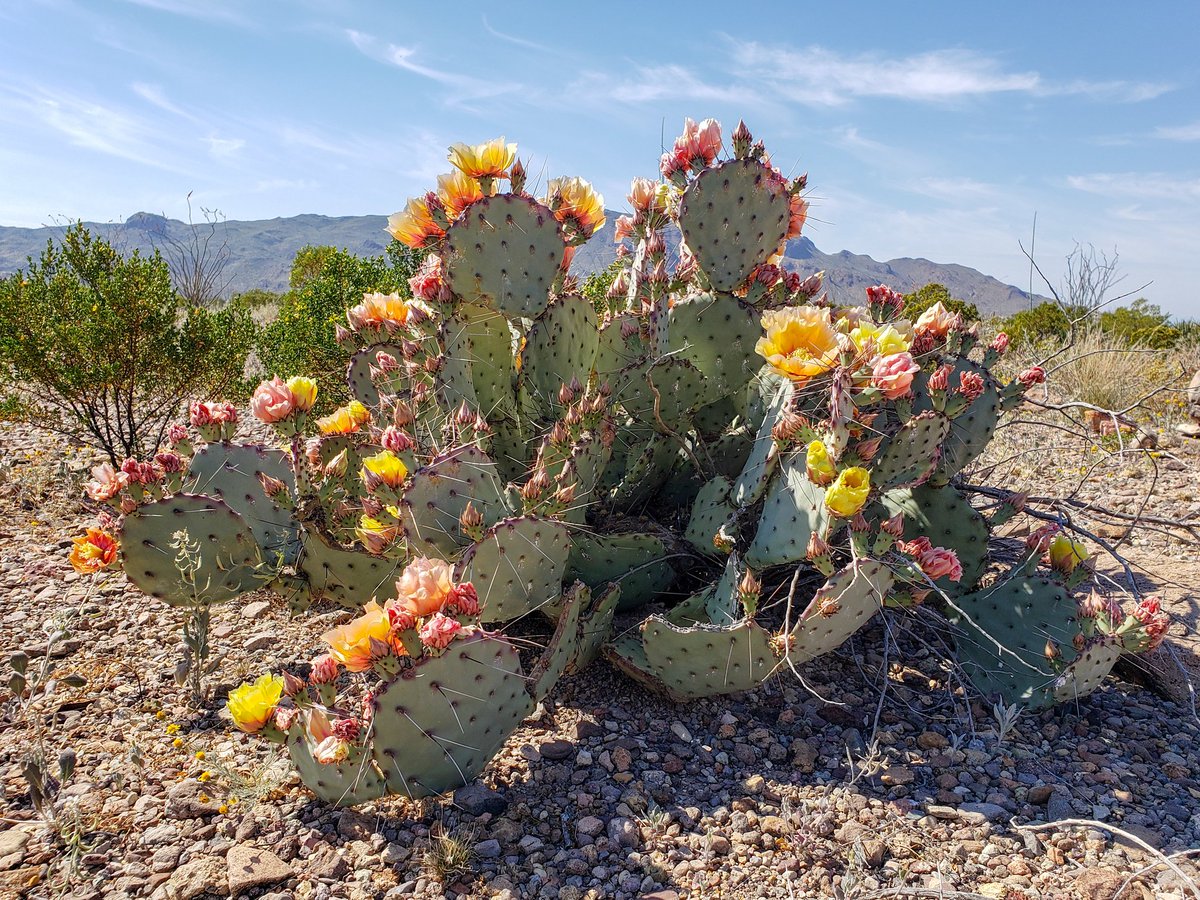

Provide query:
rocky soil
left=2, top=415, right=1200, bottom=900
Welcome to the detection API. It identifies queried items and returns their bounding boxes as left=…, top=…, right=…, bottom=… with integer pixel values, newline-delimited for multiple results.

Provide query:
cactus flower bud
left=392, top=400, right=415, bottom=428
left=281, top=670, right=307, bottom=697
left=509, top=157, right=527, bottom=194
left=849, top=513, right=870, bottom=533
left=958, top=371, right=986, bottom=403
left=167, top=423, right=189, bottom=446
left=257, top=472, right=288, bottom=498
left=731, top=119, right=752, bottom=157
left=805, top=440, right=836, bottom=486
left=990, top=332, right=1009, bottom=354
left=855, top=436, right=883, bottom=463
left=881, top=513, right=905, bottom=537
left=928, top=364, right=953, bottom=393
left=419, top=612, right=463, bottom=651
left=807, top=532, right=831, bottom=560
left=449, top=583, right=481, bottom=617
left=917, top=546, right=963, bottom=582
left=334, top=324, right=353, bottom=344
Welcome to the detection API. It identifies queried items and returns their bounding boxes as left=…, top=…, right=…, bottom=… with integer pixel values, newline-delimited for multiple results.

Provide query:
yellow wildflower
left=824, top=467, right=871, bottom=518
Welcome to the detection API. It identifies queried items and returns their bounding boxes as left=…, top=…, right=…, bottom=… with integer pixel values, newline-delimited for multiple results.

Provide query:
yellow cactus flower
left=849, top=321, right=911, bottom=358
left=317, top=400, right=371, bottom=435
left=386, top=196, right=445, bottom=249
left=437, top=170, right=486, bottom=219
left=824, top=466, right=871, bottom=517
left=356, top=515, right=402, bottom=555
left=286, top=376, right=318, bottom=412
left=226, top=674, right=283, bottom=734
left=1047, top=534, right=1089, bottom=575
left=320, top=600, right=393, bottom=673
left=447, top=136, right=517, bottom=179
left=755, top=307, right=840, bottom=385
left=361, top=450, right=409, bottom=490
left=805, top=440, right=836, bottom=486
left=347, top=292, right=411, bottom=332
left=547, top=176, right=606, bottom=237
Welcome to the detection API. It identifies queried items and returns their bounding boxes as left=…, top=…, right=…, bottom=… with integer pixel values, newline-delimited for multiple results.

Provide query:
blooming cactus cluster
left=72, top=118, right=1172, bottom=805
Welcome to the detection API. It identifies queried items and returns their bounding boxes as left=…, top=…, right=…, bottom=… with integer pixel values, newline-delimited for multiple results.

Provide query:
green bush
left=255, top=243, right=425, bottom=410
left=902, top=283, right=980, bottom=323
left=0, top=223, right=255, bottom=463
left=580, top=260, right=623, bottom=316
left=1001, top=302, right=1074, bottom=347
left=1098, top=299, right=1180, bottom=349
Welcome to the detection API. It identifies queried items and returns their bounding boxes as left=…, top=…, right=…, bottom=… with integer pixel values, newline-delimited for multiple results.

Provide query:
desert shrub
left=1002, top=302, right=1076, bottom=347
left=902, top=283, right=979, bottom=323
left=580, top=260, right=623, bottom=315
left=0, top=223, right=255, bottom=463
left=1098, top=299, right=1181, bottom=349
left=256, top=243, right=424, bottom=408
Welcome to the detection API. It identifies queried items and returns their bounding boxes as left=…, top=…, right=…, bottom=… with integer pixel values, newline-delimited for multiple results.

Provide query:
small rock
left=241, top=599, right=271, bottom=619
left=958, top=802, right=1008, bottom=823
left=611, top=746, right=632, bottom=772
left=336, top=809, right=376, bottom=841
left=226, top=845, right=292, bottom=895
left=517, top=835, right=544, bottom=853
left=163, top=857, right=227, bottom=900
left=473, top=839, right=501, bottom=859
left=607, top=816, right=640, bottom=849
left=540, top=740, right=574, bottom=761
left=881, top=766, right=914, bottom=786
left=0, top=829, right=30, bottom=869
left=761, top=816, right=788, bottom=837
left=242, top=632, right=276, bottom=652
left=743, top=774, right=765, bottom=794
left=453, top=782, right=507, bottom=816
left=1047, top=792, right=1072, bottom=822
left=576, top=816, right=605, bottom=839
left=860, top=839, right=886, bottom=868
left=150, top=845, right=181, bottom=873
left=670, top=722, right=692, bottom=742
left=1027, top=784, right=1055, bottom=804
left=1074, top=866, right=1126, bottom=900
left=519, top=744, right=541, bottom=762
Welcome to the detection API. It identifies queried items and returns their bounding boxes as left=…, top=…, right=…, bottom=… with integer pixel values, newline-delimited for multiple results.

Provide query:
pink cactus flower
left=918, top=547, right=963, bottom=582
left=627, top=177, right=658, bottom=212
left=167, top=423, right=189, bottom=446
left=675, top=117, right=722, bottom=167
left=1018, top=366, right=1046, bottom=387
left=1133, top=595, right=1169, bottom=649
left=899, top=536, right=934, bottom=557
left=309, top=653, right=339, bottom=684
left=331, top=717, right=360, bottom=741
left=958, top=371, right=986, bottom=403
left=189, top=401, right=214, bottom=427
left=313, top=736, right=351, bottom=765
left=866, top=284, right=904, bottom=311
left=419, top=612, right=463, bottom=651
left=408, top=255, right=446, bottom=303
left=385, top=602, right=417, bottom=634
left=1025, top=523, right=1060, bottom=553
left=613, top=215, right=634, bottom=244
left=395, top=557, right=456, bottom=617
left=659, top=151, right=686, bottom=179
left=990, top=332, right=1010, bottom=354
left=786, top=194, right=808, bottom=240
left=914, top=301, right=961, bottom=340
left=85, top=462, right=129, bottom=502
left=154, top=451, right=184, bottom=473
left=881, top=513, right=905, bottom=537
left=120, top=458, right=162, bottom=485
left=273, top=706, right=298, bottom=732
left=871, top=352, right=920, bottom=400
left=449, top=583, right=481, bottom=617
left=928, top=364, right=954, bottom=393
left=250, top=376, right=296, bottom=424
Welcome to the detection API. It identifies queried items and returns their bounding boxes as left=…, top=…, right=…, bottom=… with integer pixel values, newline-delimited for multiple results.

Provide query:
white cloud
left=205, top=135, right=245, bottom=158
left=131, top=82, right=195, bottom=121
left=570, top=64, right=763, bottom=107
left=1155, top=121, right=1200, bottom=141
left=344, top=29, right=521, bottom=104
left=1066, top=173, right=1200, bottom=200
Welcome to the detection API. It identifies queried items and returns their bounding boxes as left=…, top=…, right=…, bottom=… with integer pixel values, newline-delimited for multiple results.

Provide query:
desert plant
left=75, top=121, right=1171, bottom=808
left=0, top=223, right=255, bottom=463
left=255, top=244, right=424, bottom=408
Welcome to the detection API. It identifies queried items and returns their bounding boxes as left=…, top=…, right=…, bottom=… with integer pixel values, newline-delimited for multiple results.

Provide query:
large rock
left=226, top=845, right=292, bottom=895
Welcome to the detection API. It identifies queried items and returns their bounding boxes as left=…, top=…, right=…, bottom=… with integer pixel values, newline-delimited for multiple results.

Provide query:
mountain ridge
left=0, top=211, right=1043, bottom=313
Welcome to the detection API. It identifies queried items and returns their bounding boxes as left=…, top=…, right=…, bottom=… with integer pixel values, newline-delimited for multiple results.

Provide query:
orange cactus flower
left=347, top=292, right=411, bottom=332
left=320, top=600, right=393, bottom=672
left=447, top=136, right=517, bottom=179
left=395, top=556, right=456, bottom=617
left=547, top=176, right=606, bottom=237
left=386, top=196, right=445, bottom=249
left=317, top=401, right=371, bottom=435
left=436, top=170, right=487, bottom=219
left=70, top=527, right=119, bottom=574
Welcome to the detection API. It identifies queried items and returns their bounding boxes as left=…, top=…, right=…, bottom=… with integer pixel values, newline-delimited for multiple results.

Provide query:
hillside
left=0, top=211, right=1043, bottom=313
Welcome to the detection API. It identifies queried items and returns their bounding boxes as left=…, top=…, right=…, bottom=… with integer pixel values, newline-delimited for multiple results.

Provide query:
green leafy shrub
left=1098, top=299, right=1181, bottom=349
left=1002, top=302, right=1074, bottom=347
left=256, top=243, right=424, bottom=408
left=0, top=223, right=255, bottom=463
left=902, top=283, right=980, bottom=323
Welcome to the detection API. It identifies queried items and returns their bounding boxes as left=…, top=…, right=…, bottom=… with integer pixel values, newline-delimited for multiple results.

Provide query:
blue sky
left=2, top=0, right=1198, bottom=316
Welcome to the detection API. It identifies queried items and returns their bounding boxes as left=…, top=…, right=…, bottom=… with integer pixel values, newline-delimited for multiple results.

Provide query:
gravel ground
left=2, top=418, right=1200, bottom=900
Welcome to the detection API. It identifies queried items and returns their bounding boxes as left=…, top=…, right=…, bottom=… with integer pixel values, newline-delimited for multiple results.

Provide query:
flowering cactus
left=72, top=118, right=1173, bottom=803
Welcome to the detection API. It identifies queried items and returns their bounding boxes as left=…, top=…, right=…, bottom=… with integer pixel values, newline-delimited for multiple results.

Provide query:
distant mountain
left=0, top=211, right=1043, bottom=314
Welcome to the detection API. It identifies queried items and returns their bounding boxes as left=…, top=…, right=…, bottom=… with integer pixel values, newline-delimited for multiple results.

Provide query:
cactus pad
left=617, top=357, right=710, bottom=433
left=568, top=583, right=621, bottom=675
left=745, top=450, right=829, bottom=568
left=665, top=292, right=761, bottom=398
left=401, top=446, right=506, bottom=558
left=677, top=159, right=791, bottom=292
left=685, top=476, right=736, bottom=555
left=520, top=293, right=600, bottom=414
left=731, top=378, right=790, bottom=505
left=443, top=195, right=565, bottom=319
left=369, top=631, right=533, bottom=798
left=880, top=484, right=989, bottom=592
left=950, top=576, right=1093, bottom=709
left=914, top=359, right=1000, bottom=485
left=120, top=494, right=264, bottom=606
left=347, top=344, right=408, bottom=410
left=442, top=303, right=518, bottom=423
left=287, top=730, right=387, bottom=807
left=567, top=530, right=675, bottom=611
left=782, top=559, right=893, bottom=664
left=872, top=411, right=950, bottom=490
left=184, top=443, right=300, bottom=565
left=457, top=516, right=570, bottom=623
left=297, top=531, right=402, bottom=609
left=704, top=553, right=746, bottom=626
left=638, top=617, right=776, bottom=701
left=526, top=580, right=587, bottom=701
left=1051, top=641, right=1122, bottom=704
